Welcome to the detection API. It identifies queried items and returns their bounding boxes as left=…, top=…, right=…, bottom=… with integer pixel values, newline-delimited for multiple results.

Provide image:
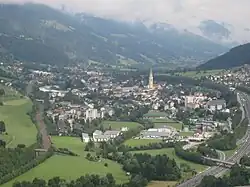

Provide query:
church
left=148, top=68, right=155, bottom=89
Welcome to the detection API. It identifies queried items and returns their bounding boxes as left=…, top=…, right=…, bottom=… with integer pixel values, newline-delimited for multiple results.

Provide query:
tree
left=0, top=89, right=5, bottom=97
left=0, top=121, right=6, bottom=133
left=0, top=140, right=6, bottom=148
left=32, top=178, right=46, bottom=187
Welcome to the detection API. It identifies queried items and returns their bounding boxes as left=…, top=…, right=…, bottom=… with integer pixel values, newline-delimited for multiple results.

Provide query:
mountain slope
left=198, top=43, right=250, bottom=70
left=0, top=3, right=227, bottom=67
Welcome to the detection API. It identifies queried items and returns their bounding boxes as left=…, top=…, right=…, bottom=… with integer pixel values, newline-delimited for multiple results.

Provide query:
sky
left=0, top=0, right=250, bottom=41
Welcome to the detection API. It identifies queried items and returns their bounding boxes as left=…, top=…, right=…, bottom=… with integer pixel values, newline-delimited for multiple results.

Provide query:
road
left=36, top=105, right=51, bottom=150
left=177, top=92, right=250, bottom=187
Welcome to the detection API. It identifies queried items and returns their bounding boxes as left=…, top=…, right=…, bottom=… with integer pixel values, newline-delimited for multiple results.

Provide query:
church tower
left=148, top=68, right=154, bottom=89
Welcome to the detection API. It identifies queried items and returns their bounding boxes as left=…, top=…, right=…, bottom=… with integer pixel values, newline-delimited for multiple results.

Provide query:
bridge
left=203, top=157, right=250, bottom=169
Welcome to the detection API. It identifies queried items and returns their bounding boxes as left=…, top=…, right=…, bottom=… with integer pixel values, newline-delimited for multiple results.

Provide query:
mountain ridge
left=0, top=3, right=227, bottom=68
left=198, top=43, right=250, bottom=70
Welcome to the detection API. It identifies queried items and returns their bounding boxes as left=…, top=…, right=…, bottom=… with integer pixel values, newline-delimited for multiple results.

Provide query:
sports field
left=0, top=98, right=37, bottom=147
left=102, top=120, right=142, bottom=130
left=131, top=148, right=207, bottom=172
left=2, top=136, right=129, bottom=187
left=154, top=122, right=183, bottom=130
left=124, top=139, right=162, bottom=147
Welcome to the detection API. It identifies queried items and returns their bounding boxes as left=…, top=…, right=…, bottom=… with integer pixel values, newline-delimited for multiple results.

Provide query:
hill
left=198, top=43, right=250, bottom=70
left=0, top=3, right=227, bottom=68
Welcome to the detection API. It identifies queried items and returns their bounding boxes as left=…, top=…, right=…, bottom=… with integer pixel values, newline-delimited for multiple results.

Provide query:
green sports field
left=154, top=122, right=183, bottom=130
left=102, top=120, right=142, bottom=130
left=131, top=148, right=207, bottom=172
left=124, top=139, right=162, bottom=147
left=0, top=98, right=37, bottom=147
left=2, top=136, right=129, bottom=187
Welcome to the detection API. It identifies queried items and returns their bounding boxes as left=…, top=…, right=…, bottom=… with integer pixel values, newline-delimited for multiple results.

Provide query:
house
left=82, top=133, right=90, bottom=143
left=206, top=99, right=226, bottom=112
left=92, top=130, right=121, bottom=142
left=93, top=134, right=110, bottom=142
left=103, top=131, right=120, bottom=138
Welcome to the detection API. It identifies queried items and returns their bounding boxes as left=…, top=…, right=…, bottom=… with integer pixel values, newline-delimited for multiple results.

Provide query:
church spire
left=149, top=68, right=154, bottom=89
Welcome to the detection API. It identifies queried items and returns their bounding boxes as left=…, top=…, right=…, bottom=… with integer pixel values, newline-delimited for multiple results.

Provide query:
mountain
left=0, top=3, right=227, bottom=68
left=198, top=43, right=250, bottom=70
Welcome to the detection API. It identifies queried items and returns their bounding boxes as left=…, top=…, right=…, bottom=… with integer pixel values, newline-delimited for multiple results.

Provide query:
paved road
left=177, top=93, right=250, bottom=187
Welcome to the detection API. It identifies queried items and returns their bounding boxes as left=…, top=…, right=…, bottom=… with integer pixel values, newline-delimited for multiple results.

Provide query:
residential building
left=82, top=133, right=90, bottom=143
left=206, top=99, right=226, bottom=112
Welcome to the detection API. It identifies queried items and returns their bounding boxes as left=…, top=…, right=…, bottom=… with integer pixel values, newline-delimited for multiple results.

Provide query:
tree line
left=107, top=152, right=181, bottom=181
left=13, top=173, right=148, bottom=187
left=118, top=141, right=176, bottom=152
left=0, top=145, right=53, bottom=185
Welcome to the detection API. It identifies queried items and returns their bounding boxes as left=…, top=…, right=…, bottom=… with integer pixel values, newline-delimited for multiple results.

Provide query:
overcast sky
left=0, top=0, right=249, bottom=30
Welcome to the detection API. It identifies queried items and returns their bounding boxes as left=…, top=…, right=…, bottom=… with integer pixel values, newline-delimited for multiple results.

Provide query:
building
left=140, top=127, right=174, bottom=139
left=91, top=130, right=121, bottom=142
left=85, top=108, right=98, bottom=121
left=103, top=130, right=121, bottom=138
left=148, top=68, right=154, bottom=89
left=206, top=99, right=226, bottom=112
left=184, top=95, right=207, bottom=109
left=82, top=133, right=90, bottom=143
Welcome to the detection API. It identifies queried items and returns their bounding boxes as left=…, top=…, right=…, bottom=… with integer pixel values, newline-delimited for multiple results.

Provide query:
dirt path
left=36, top=112, right=51, bottom=150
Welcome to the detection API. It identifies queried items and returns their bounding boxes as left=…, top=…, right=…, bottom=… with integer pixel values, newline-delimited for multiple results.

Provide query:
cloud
left=0, top=0, right=249, bottom=30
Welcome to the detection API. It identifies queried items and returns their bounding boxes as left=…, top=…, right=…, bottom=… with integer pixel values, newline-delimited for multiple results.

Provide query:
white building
left=82, top=133, right=90, bottom=143
left=85, top=108, right=98, bottom=121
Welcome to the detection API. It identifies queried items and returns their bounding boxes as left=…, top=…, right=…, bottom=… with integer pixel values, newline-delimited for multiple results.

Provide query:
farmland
left=2, top=136, right=129, bottom=187
left=0, top=97, right=37, bottom=147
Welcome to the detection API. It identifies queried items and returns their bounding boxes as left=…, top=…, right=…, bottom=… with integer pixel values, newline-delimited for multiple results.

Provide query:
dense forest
left=199, top=43, right=250, bottom=70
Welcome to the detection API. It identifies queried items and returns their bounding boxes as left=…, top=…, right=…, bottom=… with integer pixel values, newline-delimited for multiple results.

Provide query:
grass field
left=154, top=122, right=183, bottom=130
left=148, top=181, right=177, bottom=187
left=131, top=148, right=207, bottom=172
left=0, top=98, right=37, bottom=147
left=124, top=139, right=162, bottom=147
left=102, top=120, right=142, bottom=130
left=179, top=131, right=194, bottom=137
left=150, top=118, right=176, bottom=123
left=224, top=146, right=238, bottom=158
left=2, top=136, right=129, bottom=187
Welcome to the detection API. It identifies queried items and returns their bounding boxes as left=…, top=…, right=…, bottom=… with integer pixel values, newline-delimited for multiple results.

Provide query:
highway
left=177, top=92, right=250, bottom=187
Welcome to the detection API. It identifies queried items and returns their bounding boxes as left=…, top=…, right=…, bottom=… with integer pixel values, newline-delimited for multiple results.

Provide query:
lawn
left=144, top=111, right=168, bottom=118
left=224, top=146, right=238, bottom=158
left=124, top=139, right=162, bottom=147
left=148, top=181, right=177, bottom=187
left=102, top=120, right=142, bottom=130
left=154, top=122, right=183, bottom=131
left=150, top=118, right=176, bottom=123
left=0, top=98, right=37, bottom=147
left=131, top=148, right=207, bottom=172
left=2, top=136, right=129, bottom=187
left=179, top=131, right=194, bottom=137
